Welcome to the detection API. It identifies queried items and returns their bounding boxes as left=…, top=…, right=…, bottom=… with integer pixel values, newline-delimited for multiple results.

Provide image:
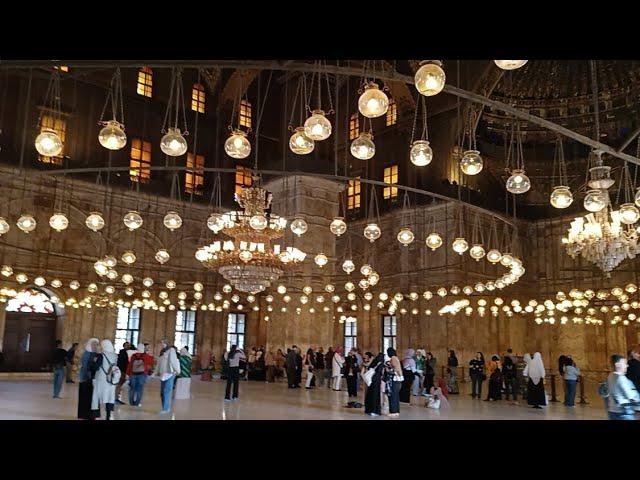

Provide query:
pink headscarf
left=335, top=346, right=344, bottom=355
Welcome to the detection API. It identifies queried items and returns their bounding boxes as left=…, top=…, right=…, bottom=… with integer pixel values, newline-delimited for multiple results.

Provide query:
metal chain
left=161, top=67, right=177, bottom=134
left=590, top=60, right=600, bottom=141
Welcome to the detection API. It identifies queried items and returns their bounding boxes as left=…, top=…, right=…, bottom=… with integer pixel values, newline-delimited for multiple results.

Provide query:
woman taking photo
left=224, top=345, right=246, bottom=401
left=400, top=349, right=416, bottom=404
left=469, top=352, right=485, bottom=399
left=384, top=348, right=403, bottom=417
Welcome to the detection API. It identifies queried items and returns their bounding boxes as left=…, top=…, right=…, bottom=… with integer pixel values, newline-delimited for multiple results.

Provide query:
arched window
left=6, top=289, right=54, bottom=314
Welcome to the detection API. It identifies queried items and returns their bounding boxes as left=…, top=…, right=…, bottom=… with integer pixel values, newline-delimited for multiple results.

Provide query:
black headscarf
left=386, top=347, right=397, bottom=358
left=228, top=345, right=238, bottom=360
left=369, top=352, right=385, bottom=369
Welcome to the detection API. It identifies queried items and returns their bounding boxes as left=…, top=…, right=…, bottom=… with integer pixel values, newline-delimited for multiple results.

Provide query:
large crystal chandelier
left=197, top=185, right=306, bottom=293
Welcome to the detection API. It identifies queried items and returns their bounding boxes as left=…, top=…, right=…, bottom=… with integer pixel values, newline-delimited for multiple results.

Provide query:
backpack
left=101, top=354, right=122, bottom=385
left=598, top=380, right=609, bottom=398
left=131, top=354, right=146, bottom=374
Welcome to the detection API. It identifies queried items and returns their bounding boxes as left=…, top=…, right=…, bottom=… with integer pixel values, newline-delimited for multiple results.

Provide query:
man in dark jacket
left=315, top=347, right=326, bottom=387
left=325, top=347, right=335, bottom=389
left=285, top=347, right=298, bottom=388
left=115, top=342, right=131, bottom=404
left=52, top=340, right=67, bottom=398
left=295, top=347, right=303, bottom=387
left=627, top=347, right=640, bottom=392
left=65, top=342, right=78, bottom=383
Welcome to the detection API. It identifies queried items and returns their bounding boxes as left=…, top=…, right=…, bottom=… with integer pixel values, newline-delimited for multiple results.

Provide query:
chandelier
left=197, top=185, right=306, bottom=293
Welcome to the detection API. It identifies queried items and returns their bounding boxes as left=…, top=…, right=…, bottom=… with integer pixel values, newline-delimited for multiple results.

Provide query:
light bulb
left=98, top=120, right=127, bottom=150
left=51, top=279, right=62, bottom=288
left=104, top=255, right=117, bottom=268
left=360, top=264, right=373, bottom=276
left=289, top=126, right=315, bottom=155
left=16, top=273, right=28, bottom=284
left=17, top=214, right=36, bottom=233
left=358, top=81, right=389, bottom=118
left=163, top=211, right=182, bottom=231
left=303, top=110, right=331, bottom=141
left=486, top=249, right=502, bottom=264
left=550, top=186, right=573, bottom=209
left=314, top=253, right=328, bottom=267
left=505, top=169, right=531, bottom=194
left=277, top=284, right=287, bottom=294
left=350, top=132, right=375, bottom=160
left=224, top=129, right=251, bottom=159
left=249, top=215, right=267, bottom=230
left=469, top=244, right=485, bottom=261
left=0, top=217, right=9, bottom=236
left=160, top=127, right=187, bottom=156
left=142, top=277, right=153, bottom=287
left=69, top=280, right=80, bottom=290
left=460, top=150, right=483, bottom=175
left=121, top=251, right=136, bottom=265
left=35, top=128, right=63, bottom=156
left=85, top=212, right=105, bottom=232
left=49, top=213, right=69, bottom=232
left=342, top=259, right=355, bottom=274
left=619, top=203, right=640, bottom=225
left=329, top=217, right=347, bottom=236
left=207, top=213, right=226, bottom=233
left=1, top=265, right=13, bottom=277
left=635, top=187, right=640, bottom=207
left=155, top=249, right=170, bottom=264
left=583, top=189, right=607, bottom=212
left=363, top=223, right=381, bottom=243
left=290, top=217, right=308, bottom=236
left=425, top=232, right=443, bottom=250
left=122, top=274, right=134, bottom=285
left=397, top=227, right=414, bottom=245
left=123, top=211, right=143, bottom=231
left=94, top=261, right=108, bottom=276
left=34, top=276, right=46, bottom=287
left=409, top=140, right=433, bottom=166
left=494, top=60, right=528, bottom=70
left=166, top=280, right=176, bottom=290
left=106, top=269, right=118, bottom=280
left=452, top=237, right=469, bottom=254
left=414, top=61, right=446, bottom=96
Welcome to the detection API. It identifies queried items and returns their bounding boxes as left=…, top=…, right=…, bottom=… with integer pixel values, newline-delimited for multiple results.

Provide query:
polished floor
left=0, top=375, right=609, bottom=420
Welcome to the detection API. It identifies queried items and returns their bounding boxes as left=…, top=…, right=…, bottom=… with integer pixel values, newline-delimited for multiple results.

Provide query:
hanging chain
left=590, top=60, right=600, bottom=141
left=161, top=67, right=177, bottom=134
left=287, top=75, right=303, bottom=129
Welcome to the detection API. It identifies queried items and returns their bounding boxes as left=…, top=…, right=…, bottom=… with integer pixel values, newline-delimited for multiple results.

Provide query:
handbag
left=363, top=368, right=376, bottom=386
left=427, top=396, right=441, bottom=409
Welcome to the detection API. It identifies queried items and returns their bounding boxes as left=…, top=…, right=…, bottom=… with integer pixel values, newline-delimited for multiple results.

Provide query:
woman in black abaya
left=364, top=353, right=384, bottom=416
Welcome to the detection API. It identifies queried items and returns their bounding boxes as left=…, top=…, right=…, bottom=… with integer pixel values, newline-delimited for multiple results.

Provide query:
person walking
left=524, top=352, right=547, bottom=409
left=626, top=346, right=640, bottom=392
left=384, top=348, right=403, bottom=417
left=304, top=348, right=316, bottom=389
left=153, top=340, right=180, bottom=414
left=92, top=339, right=119, bottom=420
left=115, top=341, right=131, bottom=405
left=315, top=347, right=326, bottom=387
left=224, top=345, right=246, bottom=401
left=78, top=338, right=101, bottom=420
left=399, top=349, right=416, bottom=404
left=52, top=340, right=67, bottom=399
left=332, top=347, right=345, bottom=391
left=606, top=354, right=640, bottom=420
left=126, top=343, right=153, bottom=406
left=502, top=354, right=518, bottom=403
left=563, top=358, right=580, bottom=407
left=364, top=353, right=384, bottom=416
left=65, top=342, right=78, bottom=383
left=175, top=347, right=192, bottom=400
left=469, top=352, right=485, bottom=399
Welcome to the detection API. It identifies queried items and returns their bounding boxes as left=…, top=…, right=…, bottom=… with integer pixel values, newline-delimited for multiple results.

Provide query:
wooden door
left=2, top=313, right=57, bottom=372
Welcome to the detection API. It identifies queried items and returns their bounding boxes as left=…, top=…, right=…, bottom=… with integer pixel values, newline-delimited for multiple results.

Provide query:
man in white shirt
left=607, top=354, right=640, bottom=420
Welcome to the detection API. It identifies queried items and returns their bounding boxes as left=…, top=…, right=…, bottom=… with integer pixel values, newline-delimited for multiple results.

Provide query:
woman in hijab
left=486, top=355, right=502, bottom=401
left=153, top=340, right=181, bottom=414
left=78, top=338, right=100, bottom=420
left=364, top=353, right=384, bottom=416
left=399, top=349, right=416, bottom=404
left=524, top=352, right=546, bottom=408
left=423, top=352, right=437, bottom=394
left=224, top=345, right=246, bottom=400
left=175, top=347, right=192, bottom=400
left=126, top=343, right=153, bottom=406
left=331, top=346, right=345, bottom=391
left=92, top=339, right=118, bottom=420
left=385, top=347, right=403, bottom=417
left=412, top=349, right=425, bottom=396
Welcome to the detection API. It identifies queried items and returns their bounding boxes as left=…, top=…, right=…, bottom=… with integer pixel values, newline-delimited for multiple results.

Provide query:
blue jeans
left=53, top=367, right=64, bottom=397
left=129, top=374, right=147, bottom=406
left=160, top=375, right=175, bottom=412
left=608, top=411, right=635, bottom=420
left=564, top=379, right=577, bottom=406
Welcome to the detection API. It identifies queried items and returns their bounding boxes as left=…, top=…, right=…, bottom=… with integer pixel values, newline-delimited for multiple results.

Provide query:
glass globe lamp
left=15, top=273, right=28, bottom=284
left=17, top=214, right=36, bottom=233
left=314, top=253, right=328, bottom=267
left=506, top=169, right=531, bottom=194
left=163, top=211, right=182, bottom=231
left=34, top=276, right=46, bottom=287
left=166, top=280, right=176, bottom=290
left=409, top=140, right=433, bottom=166
left=155, top=249, right=170, bottom=264
left=98, top=120, right=127, bottom=150
left=160, top=127, right=188, bottom=157
left=224, top=129, right=251, bottom=159
left=103, top=255, right=117, bottom=268
left=358, top=279, right=370, bottom=290
left=452, top=237, right=469, bottom=255
left=635, top=187, right=640, bottom=207
left=123, top=211, right=143, bottom=231
left=494, top=60, right=528, bottom=70
left=500, top=254, right=514, bottom=267
left=469, top=244, right=486, bottom=261
left=239, top=250, right=253, bottom=262
left=207, top=213, right=225, bottom=233
left=277, top=284, right=287, bottom=295
left=51, top=279, right=62, bottom=288
left=121, top=274, right=134, bottom=285
left=425, top=232, right=443, bottom=250
left=329, top=217, right=347, bottom=236
left=304, top=110, right=331, bottom=141
left=49, top=213, right=69, bottom=232
left=290, top=217, right=308, bottom=236
left=397, top=227, right=415, bottom=245
left=85, top=212, right=105, bottom=232
left=460, top=150, right=483, bottom=175
left=364, top=223, right=381, bottom=243
left=360, top=264, right=373, bottom=276
left=0, top=217, right=9, bottom=236
left=249, top=215, right=267, bottom=230
left=486, top=249, right=502, bottom=263
left=619, top=203, right=640, bottom=225
left=94, top=261, right=108, bottom=276
left=106, top=269, right=118, bottom=280
left=35, top=128, right=63, bottom=156
left=358, top=81, right=389, bottom=118
left=342, top=259, right=355, bottom=274
left=550, top=186, right=573, bottom=209
left=121, top=251, right=137, bottom=265
left=69, top=280, right=80, bottom=290
left=1, top=265, right=13, bottom=277
left=289, top=126, right=315, bottom=155
left=350, top=132, right=375, bottom=160
left=368, top=272, right=380, bottom=286
left=414, top=60, right=446, bottom=96
left=584, top=189, right=607, bottom=212
left=142, top=277, right=153, bottom=288
left=345, top=282, right=355, bottom=292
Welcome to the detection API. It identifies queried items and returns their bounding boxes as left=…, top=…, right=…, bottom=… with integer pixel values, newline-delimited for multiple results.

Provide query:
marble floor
left=0, top=376, right=609, bottom=420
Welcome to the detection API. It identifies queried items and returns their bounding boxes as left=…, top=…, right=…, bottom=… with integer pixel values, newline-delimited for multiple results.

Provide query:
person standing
left=399, top=349, right=416, bottom=404
left=224, top=345, right=246, bottom=401
left=126, top=344, right=153, bottom=406
left=153, top=340, right=180, bottom=414
left=364, top=353, right=384, bottom=416
left=447, top=350, right=459, bottom=394
left=304, top=348, right=316, bottom=389
left=92, top=339, right=119, bottom=420
left=78, top=338, right=100, bottom=420
left=285, top=347, right=298, bottom=388
left=563, top=358, right=580, bottom=407
left=325, top=347, right=335, bottom=388
left=486, top=355, right=502, bottom=401
left=295, top=346, right=303, bottom=387
left=115, top=341, right=131, bottom=405
left=354, top=348, right=363, bottom=391
left=344, top=349, right=359, bottom=398
left=626, top=346, right=640, bottom=392
left=315, top=347, right=326, bottom=387
left=606, top=354, right=640, bottom=420
left=524, top=352, right=547, bottom=409
left=502, top=355, right=518, bottom=403
left=423, top=352, right=436, bottom=394
left=447, top=349, right=458, bottom=383
left=247, top=347, right=257, bottom=381
left=469, top=352, right=485, bottom=399
left=175, top=347, right=192, bottom=400
left=332, top=347, right=345, bottom=391
left=52, top=340, right=67, bottom=399
left=65, top=342, right=78, bottom=383
left=265, top=350, right=276, bottom=383
left=412, top=349, right=425, bottom=396
left=275, top=348, right=286, bottom=381
left=384, top=348, right=403, bottom=417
